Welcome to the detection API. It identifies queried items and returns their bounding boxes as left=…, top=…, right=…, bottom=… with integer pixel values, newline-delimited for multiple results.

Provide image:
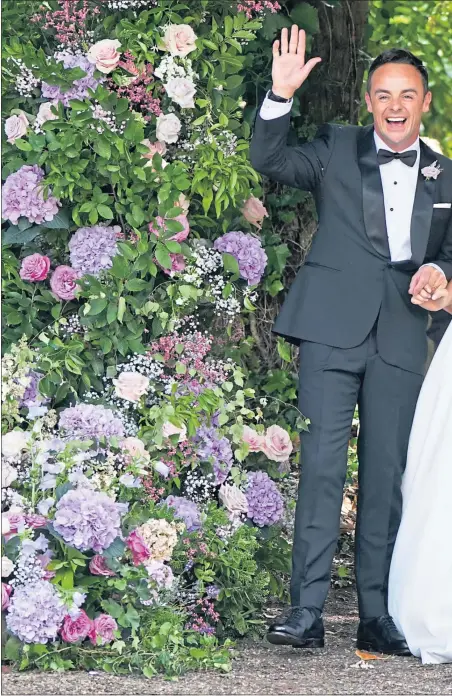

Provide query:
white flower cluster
left=1, top=338, right=35, bottom=421
left=9, top=57, right=40, bottom=97
left=183, top=469, right=216, bottom=504
left=181, top=244, right=241, bottom=318
left=58, top=313, right=85, bottom=338
left=89, top=102, right=127, bottom=135
left=107, top=0, right=156, bottom=9
left=9, top=543, right=45, bottom=588
left=155, top=55, right=197, bottom=84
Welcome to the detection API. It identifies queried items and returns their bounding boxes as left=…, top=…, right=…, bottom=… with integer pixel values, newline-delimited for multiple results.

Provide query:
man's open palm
left=272, top=26, right=322, bottom=99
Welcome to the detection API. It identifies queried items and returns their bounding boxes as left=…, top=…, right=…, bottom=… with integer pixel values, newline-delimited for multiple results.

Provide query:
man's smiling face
left=365, top=62, right=432, bottom=151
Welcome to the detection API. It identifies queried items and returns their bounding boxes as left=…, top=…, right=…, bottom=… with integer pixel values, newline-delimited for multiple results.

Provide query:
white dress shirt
left=258, top=94, right=443, bottom=275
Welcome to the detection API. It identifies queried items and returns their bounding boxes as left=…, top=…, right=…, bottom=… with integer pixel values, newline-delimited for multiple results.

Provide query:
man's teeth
left=387, top=117, right=406, bottom=122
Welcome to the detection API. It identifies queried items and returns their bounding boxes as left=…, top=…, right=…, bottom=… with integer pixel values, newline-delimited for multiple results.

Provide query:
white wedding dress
left=388, top=321, right=452, bottom=664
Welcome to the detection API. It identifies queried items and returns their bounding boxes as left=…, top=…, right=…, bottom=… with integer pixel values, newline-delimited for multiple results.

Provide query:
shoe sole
left=356, top=640, right=412, bottom=657
left=267, top=632, right=324, bottom=649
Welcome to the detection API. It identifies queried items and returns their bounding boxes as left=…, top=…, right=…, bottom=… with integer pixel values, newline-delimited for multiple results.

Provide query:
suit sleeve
left=431, top=213, right=452, bottom=280
left=249, top=112, right=335, bottom=192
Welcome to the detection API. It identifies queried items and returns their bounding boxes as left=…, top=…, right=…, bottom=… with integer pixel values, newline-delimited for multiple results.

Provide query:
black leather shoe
left=357, top=615, right=412, bottom=656
left=267, top=607, right=324, bottom=648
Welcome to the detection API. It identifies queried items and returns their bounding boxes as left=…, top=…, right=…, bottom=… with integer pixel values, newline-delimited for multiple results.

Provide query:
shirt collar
left=373, top=130, right=420, bottom=155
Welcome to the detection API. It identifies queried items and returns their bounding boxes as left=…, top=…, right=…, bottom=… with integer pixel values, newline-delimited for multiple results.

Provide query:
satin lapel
left=357, top=126, right=391, bottom=259
left=409, top=141, right=436, bottom=267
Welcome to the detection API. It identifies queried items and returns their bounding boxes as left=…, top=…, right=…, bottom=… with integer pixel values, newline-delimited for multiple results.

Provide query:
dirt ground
left=3, top=587, right=451, bottom=696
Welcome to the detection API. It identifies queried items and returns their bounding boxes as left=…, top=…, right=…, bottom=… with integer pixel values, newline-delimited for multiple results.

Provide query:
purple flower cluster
left=214, top=230, right=268, bottom=286
left=53, top=487, right=127, bottom=552
left=245, top=471, right=283, bottom=527
left=41, top=52, right=103, bottom=106
left=69, top=224, right=120, bottom=276
left=146, top=560, right=174, bottom=589
left=2, top=165, right=59, bottom=225
left=6, top=580, right=66, bottom=644
left=165, top=495, right=201, bottom=532
left=19, top=370, right=46, bottom=408
left=195, top=426, right=234, bottom=485
left=59, top=403, right=124, bottom=439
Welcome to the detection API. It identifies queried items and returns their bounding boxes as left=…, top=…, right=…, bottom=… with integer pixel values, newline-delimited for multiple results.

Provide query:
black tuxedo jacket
left=250, top=114, right=452, bottom=374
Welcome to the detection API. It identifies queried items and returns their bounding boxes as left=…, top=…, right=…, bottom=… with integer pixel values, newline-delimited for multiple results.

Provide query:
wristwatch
left=267, top=89, right=292, bottom=103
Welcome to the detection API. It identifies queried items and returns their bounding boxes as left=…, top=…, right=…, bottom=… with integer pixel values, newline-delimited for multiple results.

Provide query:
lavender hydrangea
left=6, top=580, right=66, bottom=644
left=1, top=165, right=59, bottom=225
left=19, top=370, right=47, bottom=409
left=245, top=471, right=284, bottom=527
left=53, top=487, right=127, bottom=552
left=59, top=403, right=124, bottom=439
left=164, top=495, right=201, bottom=532
left=195, top=426, right=234, bottom=484
left=69, top=224, right=120, bottom=276
left=41, top=52, right=103, bottom=106
left=214, top=230, right=268, bottom=286
left=146, top=560, right=174, bottom=589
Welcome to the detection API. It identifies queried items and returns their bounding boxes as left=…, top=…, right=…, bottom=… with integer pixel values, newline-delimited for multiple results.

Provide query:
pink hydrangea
left=19, top=254, right=51, bottom=282
left=2, top=165, right=59, bottom=225
left=50, top=265, right=80, bottom=301
left=149, top=214, right=190, bottom=243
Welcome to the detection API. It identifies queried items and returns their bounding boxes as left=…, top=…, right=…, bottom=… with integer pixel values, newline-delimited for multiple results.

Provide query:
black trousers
left=291, top=326, right=423, bottom=618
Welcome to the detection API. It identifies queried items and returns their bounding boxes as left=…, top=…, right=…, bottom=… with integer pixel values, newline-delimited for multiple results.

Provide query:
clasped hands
left=409, top=266, right=449, bottom=311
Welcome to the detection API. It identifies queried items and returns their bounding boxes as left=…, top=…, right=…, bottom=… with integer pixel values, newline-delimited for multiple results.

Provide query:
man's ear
left=365, top=92, right=373, bottom=114
left=422, top=90, right=432, bottom=114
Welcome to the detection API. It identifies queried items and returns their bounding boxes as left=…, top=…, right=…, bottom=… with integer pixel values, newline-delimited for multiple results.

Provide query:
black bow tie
left=377, top=148, right=417, bottom=167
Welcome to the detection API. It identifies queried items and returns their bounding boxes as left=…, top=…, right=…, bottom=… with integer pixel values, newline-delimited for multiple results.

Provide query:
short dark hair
left=367, top=49, right=429, bottom=93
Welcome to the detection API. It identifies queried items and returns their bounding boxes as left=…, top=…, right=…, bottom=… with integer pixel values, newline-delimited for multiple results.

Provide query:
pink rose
left=36, top=101, right=59, bottom=127
left=262, top=424, right=293, bottom=463
left=162, top=421, right=187, bottom=442
left=2, top=513, right=25, bottom=541
left=60, top=609, right=94, bottom=643
left=113, top=371, right=150, bottom=402
left=24, top=514, right=48, bottom=529
left=88, top=614, right=118, bottom=646
left=159, top=253, right=186, bottom=277
left=141, top=139, right=167, bottom=160
left=126, top=529, right=150, bottom=566
left=19, top=254, right=51, bottom=282
left=5, top=112, right=28, bottom=144
left=87, top=39, right=121, bottom=74
left=149, top=214, right=190, bottom=243
left=2, top=583, right=12, bottom=611
left=163, top=24, right=197, bottom=57
left=50, top=265, right=80, bottom=301
left=242, top=425, right=265, bottom=453
left=89, top=555, right=116, bottom=577
left=241, top=196, right=268, bottom=230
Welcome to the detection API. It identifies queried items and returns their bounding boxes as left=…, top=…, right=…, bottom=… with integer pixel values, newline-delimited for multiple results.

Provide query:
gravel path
left=3, top=589, right=451, bottom=695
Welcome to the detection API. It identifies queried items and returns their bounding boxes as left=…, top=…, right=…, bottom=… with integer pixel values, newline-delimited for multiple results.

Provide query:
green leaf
left=55, top=482, right=73, bottom=500
left=110, top=254, right=129, bottom=278
left=99, top=336, right=113, bottom=353
left=277, top=338, right=291, bottom=362
left=101, top=599, right=123, bottom=619
left=131, top=204, right=145, bottom=226
left=155, top=244, right=171, bottom=269
left=126, top=278, right=148, bottom=291
left=88, top=298, right=108, bottom=315
left=1, top=224, right=44, bottom=246
left=222, top=252, right=240, bottom=275
left=93, top=136, right=111, bottom=159
left=117, top=296, right=126, bottom=322
left=103, top=536, right=126, bottom=559
left=124, top=117, right=144, bottom=141
left=40, top=208, right=70, bottom=230
left=107, top=302, right=117, bottom=324
left=4, top=636, right=22, bottom=662
left=226, top=74, right=244, bottom=89
left=290, top=3, right=319, bottom=34
left=97, top=204, right=113, bottom=219
left=14, top=138, right=32, bottom=151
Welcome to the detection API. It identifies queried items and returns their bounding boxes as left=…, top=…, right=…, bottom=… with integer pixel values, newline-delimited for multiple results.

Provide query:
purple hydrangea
left=1, top=165, right=59, bottom=225
left=19, top=370, right=47, bottom=409
left=245, top=471, right=283, bottom=527
left=195, top=425, right=234, bottom=485
left=146, top=560, right=174, bottom=589
left=41, top=52, right=103, bottom=106
left=59, top=403, right=124, bottom=440
left=69, top=224, right=120, bottom=277
left=6, top=580, right=66, bottom=644
left=53, top=487, right=127, bottom=552
left=164, top=495, right=201, bottom=532
left=214, top=230, right=268, bottom=286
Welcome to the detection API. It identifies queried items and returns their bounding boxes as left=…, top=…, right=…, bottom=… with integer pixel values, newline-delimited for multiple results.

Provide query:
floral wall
left=1, top=0, right=309, bottom=677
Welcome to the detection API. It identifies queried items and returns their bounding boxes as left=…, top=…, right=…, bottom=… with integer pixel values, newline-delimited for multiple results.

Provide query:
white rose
left=36, top=101, right=58, bottom=126
left=219, top=483, right=248, bottom=515
left=2, top=462, right=17, bottom=488
left=162, top=421, right=187, bottom=442
left=2, top=431, right=30, bottom=458
left=156, top=113, right=182, bottom=144
left=87, top=39, right=121, bottom=74
left=4, top=111, right=28, bottom=144
left=164, top=77, right=196, bottom=109
left=113, top=371, right=150, bottom=402
left=1, top=556, right=14, bottom=578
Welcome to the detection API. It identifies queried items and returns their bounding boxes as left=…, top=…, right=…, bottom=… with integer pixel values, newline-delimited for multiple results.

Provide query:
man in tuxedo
left=250, top=26, right=452, bottom=655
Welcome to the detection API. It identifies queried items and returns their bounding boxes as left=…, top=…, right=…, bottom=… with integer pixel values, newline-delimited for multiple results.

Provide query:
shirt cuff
left=421, top=263, right=446, bottom=278
left=259, top=92, right=293, bottom=121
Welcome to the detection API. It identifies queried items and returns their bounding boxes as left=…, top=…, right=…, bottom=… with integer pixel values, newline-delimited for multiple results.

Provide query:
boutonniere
left=421, top=160, right=443, bottom=181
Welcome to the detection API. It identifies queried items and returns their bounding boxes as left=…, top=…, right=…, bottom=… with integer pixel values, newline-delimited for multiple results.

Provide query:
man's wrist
left=270, top=86, right=295, bottom=101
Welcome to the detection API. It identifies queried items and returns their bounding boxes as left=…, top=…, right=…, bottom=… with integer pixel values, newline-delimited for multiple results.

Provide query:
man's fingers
left=296, top=27, right=305, bottom=57
left=300, top=57, right=322, bottom=80
left=289, top=25, right=299, bottom=54
left=432, top=288, right=449, bottom=301
left=280, top=27, right=289, bottom=54
left=419, top=288, right=432, bottom=300
left=272, top=39, right=280, bottom=57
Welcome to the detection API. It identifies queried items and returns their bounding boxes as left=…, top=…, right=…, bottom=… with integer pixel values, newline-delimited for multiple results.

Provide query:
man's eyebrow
left=374, top=88, right=418, bottom=94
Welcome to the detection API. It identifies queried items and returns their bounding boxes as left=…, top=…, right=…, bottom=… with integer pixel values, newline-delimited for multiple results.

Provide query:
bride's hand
left=411, top=287, right=451, bottom=311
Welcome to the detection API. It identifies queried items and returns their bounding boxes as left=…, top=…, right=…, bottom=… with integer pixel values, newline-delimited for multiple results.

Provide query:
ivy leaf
left=277, top=338, right=291, bottom=362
